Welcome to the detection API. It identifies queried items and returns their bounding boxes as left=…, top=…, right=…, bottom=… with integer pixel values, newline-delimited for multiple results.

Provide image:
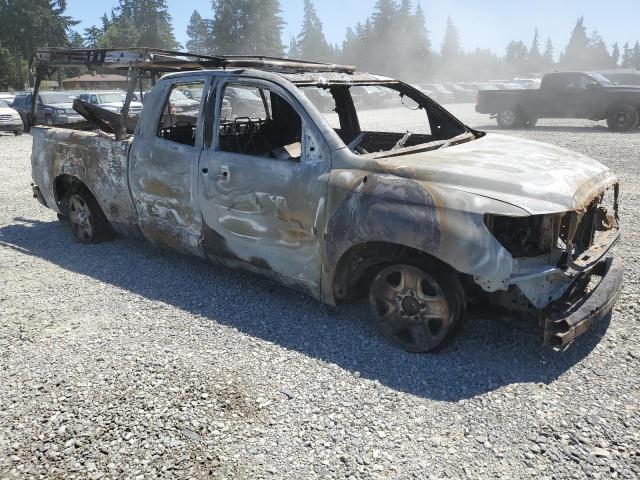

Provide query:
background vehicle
left=12, top=91, right=83, bottom=128
left=419, top=83, right=455, bottom=103
left=76, top=91, right=143, bottom=116
left=599, top=70, right=640, bottom=86
left=443, top=82, right=475, bottom=102
left=0, top=99, right=23, bottom=135
left=29, top=48, right=622, bottom=353
left=0, top=92, right=15, bottom=104
left=476, top=71, right=640, bottom=131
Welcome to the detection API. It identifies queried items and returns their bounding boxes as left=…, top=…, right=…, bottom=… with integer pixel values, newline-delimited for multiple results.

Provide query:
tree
left=527, top=28, right=543, bottom=72
left=621, top=42, right=631, bottom=68
left=210, top=0, right=284, bottom=56
left=504, top=40, right=529, bottom=75
left=0, top=1, right=78, bottom=88
left=295, top=0, right=332, bottom=61
left=186, top=10, right=211, bottom=54
left=440, top=16, right=461, bottom=61
left=88, top=0, right=179, bottom=49
left=542, top=37, right=554, bottom=70
left=587, top=30, right=611, bottom=69
left=633, top=41, right=640, bottom=70
left=559, top=16, right=590, bottom=70
left=611, top=42, right=620, bottom=67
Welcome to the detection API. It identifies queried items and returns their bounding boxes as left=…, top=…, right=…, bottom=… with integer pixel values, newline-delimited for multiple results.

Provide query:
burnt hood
left=376, top=133, right=618, bottom=215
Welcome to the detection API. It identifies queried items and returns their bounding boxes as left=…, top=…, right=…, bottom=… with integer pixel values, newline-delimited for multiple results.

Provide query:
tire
left=496, top=109, right=522, bottom=129
left=13, top=129, right=23, bottom=136
left=66, top=187, right=111, bottom=244
left=368, top=259, right=465, bottom=353
left=606, top=105, right=638, bottom=132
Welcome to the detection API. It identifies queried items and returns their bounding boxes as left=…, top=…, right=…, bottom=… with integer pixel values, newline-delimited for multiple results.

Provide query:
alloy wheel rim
left=369, top=265, right=450, bottom=351
left=68, top=195, right=93, bottom=241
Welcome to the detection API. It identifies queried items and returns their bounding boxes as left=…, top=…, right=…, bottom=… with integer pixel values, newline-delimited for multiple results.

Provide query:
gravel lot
left=0, top=105, right=639, bottom=479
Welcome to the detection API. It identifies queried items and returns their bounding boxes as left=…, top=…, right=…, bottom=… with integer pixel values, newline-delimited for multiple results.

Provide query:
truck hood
left=603, top=85, right=640, bottom=93
left=377, top=133, right=617, bottom=215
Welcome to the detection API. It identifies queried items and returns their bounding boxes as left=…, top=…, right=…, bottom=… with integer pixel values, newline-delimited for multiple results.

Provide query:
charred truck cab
left=29, top=48, right=622, bottom=352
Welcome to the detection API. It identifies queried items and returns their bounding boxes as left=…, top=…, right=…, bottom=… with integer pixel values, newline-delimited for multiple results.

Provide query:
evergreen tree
left=211, top=0, right=284, bottom=56
left=588, top=30, right=611, bottom=69
left=186, top=10, right=211, bottom=54
left=633, top=41, right=640, bottom=70
left=0, top=1, right=78, bottom=88
left=621, top=42, right=631, bottom=68
left=542, top=37, right=554, bottom=69
left=611, top=42, right=620, bottom=67
left=90, top=0, right=179, bottom=49
left=440, top=16, right=461, bottom=60
left=295, top=0, right=332, bottom=61
left=527, top=28, right=542, bottom=72
left=504, top=40, right=528, bottom=75
left=559, top=16, right=590, bottom=70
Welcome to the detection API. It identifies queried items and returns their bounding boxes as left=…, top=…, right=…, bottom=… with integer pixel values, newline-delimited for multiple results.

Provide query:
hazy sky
left=66, top=0, right=640, bottom=58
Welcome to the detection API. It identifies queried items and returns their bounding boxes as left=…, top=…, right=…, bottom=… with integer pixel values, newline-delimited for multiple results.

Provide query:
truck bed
left=476, top=89, right=539, bottom=115
left=30, top=126, right=139, bottom=236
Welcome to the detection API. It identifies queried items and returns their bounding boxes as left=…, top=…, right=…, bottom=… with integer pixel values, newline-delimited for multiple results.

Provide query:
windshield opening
left=299, top=83, right=470, bottom=157
left=40, top=92, right=74, bottom=104
left=96, top=92, right=125, bottom=103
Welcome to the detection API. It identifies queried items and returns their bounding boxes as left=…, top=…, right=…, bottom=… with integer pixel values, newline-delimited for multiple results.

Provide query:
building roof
left=62, top=73, right=128, bottom=83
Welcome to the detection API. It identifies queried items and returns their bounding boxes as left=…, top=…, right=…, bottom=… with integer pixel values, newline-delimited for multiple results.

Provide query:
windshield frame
left=295, top=80, right=475, bottom=159
left=40, top=92, right=73, bottom=104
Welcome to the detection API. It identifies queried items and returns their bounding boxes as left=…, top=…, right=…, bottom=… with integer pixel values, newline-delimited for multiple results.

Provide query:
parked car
left=477, top=71, right=640, bottom=131
left=0, top=92, right=16, bottom=104
left=223, top=86, right=266, bottom=118
left=76, top=91, right=143, bottom=116
left=600, top=71, right=640, bottom=86
left=443, top=83, right=476, bottom=102
left=511, top=78, right=541, bottom=89
left=12, top=91, right=83, bottom=127
left=30, top=48, right=622, bottom=352
left=0, top=99, right=23, bottom=135
left=419, top=84, right=455, bottom=103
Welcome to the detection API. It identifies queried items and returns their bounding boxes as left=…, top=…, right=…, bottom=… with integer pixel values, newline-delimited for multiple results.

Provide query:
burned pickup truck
left=29, top=48, right=622, bottom=352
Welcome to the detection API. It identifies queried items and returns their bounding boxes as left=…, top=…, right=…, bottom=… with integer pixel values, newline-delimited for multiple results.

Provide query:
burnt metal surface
left=29, top=62, right=623, bottom=348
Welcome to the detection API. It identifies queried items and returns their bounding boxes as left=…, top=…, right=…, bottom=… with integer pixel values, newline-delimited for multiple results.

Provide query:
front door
left=198, top=78, right=331, bottom=297
left=129, top=78, right=209, bottom=256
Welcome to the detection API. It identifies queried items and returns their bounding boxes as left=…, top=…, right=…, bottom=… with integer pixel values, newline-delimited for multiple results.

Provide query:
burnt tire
left=67, top=187, right=111, bottom=244
left=606, top=105, right=638, bottom=132
left=496, top=109, right=522, bottom=129
left=368, top=259, right=465, bottom=353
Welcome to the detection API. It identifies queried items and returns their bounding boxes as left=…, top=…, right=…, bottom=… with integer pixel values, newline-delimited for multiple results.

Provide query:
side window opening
left=157, top=81, right=204, bottom=146
left=219, top=83, right=302, bottom=161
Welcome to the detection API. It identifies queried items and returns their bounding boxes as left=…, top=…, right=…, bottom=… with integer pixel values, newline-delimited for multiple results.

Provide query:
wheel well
left=332, top=242, right=456, bottom=302
left=53, top=175, right=86, bottom=213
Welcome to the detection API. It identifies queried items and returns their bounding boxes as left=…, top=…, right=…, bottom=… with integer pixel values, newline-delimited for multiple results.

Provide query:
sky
left=65, top=0, right=640, bottom=59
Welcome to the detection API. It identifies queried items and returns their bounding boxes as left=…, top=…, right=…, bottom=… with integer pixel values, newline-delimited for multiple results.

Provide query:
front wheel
left=496, top=109, right=522, bottom=129
left=368, top=262, right=465, bottom=352
left=606, top=105, right=638, bottom=132
left=67, top=187, right=111, bottom=244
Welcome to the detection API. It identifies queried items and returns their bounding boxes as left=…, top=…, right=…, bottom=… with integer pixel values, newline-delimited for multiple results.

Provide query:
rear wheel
left=496, top=109, right=522, bottom=129
left=67, top=187, right=110, bottom=244
left=368, top=261, right=465, bottom=352
left=606, top=105, right=638, bottom=132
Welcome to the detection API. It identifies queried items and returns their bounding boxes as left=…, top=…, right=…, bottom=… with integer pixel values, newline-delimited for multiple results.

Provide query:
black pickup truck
left=476, top=72, right=640, bottom=132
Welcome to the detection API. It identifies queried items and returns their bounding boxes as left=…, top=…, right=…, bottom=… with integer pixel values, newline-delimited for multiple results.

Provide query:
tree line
left=1, top=0, right=640, bottom=90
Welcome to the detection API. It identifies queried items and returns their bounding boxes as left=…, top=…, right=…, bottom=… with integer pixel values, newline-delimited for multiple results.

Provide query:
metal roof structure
left=33, top=47, right=356, bottom=75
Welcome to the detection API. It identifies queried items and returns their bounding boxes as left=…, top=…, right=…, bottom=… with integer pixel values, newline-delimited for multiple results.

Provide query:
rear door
left=197, top=77, right=331, bottom=297
left=129, top=76, right=210, bottom=256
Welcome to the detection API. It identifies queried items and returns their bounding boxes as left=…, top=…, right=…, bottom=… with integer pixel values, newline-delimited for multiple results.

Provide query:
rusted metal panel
left=30, top=127, right=138, bottom=236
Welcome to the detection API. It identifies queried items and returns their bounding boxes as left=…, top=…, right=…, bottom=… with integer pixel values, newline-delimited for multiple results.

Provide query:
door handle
left=201, top=167, right=208, bottom=174
left=219, top=166, right=230, bottom=180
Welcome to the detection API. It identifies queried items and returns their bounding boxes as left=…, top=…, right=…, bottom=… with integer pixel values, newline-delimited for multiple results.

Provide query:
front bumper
left=0, top=121, right=23, bottom=132
left=545, top=256, right=623, bottom=350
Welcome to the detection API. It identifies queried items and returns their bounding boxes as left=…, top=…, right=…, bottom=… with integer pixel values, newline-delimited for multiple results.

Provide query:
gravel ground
left=0, top=105, right=639, bottom=479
